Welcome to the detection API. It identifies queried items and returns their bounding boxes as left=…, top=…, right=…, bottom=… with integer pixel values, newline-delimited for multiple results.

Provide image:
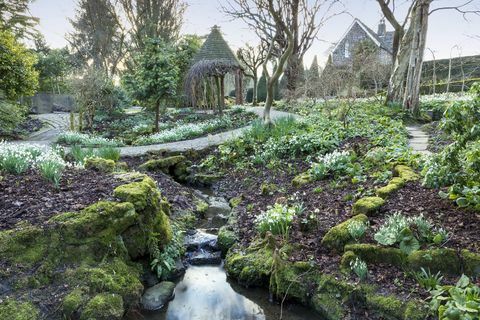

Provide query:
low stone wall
left=28, top=93, right=76, bottom=114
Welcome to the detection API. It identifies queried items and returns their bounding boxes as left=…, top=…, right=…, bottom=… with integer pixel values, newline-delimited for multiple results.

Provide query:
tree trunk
left=253, top=75, right=258, bottom=106
left=402, top=0, right=430, bottom=115
left=215, top=76, right=221, bottom=114
left=155, top=99, right=160, bottom=132
left=220, top=75, right=225, bottom=114
left=264, top=80, right=274, bottom=124
left=235, top=70, right=244, bottom=105
left=386, top=17, right=415, bottom=104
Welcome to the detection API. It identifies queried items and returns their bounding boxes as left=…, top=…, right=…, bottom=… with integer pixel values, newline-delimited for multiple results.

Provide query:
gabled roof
left=331, top=18, right=393, bottom=55
left=192, top=25, right=240, bottom=66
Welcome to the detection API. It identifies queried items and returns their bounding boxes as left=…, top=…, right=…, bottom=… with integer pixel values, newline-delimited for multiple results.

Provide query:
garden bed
left=0, top=168, right=122, bottom=230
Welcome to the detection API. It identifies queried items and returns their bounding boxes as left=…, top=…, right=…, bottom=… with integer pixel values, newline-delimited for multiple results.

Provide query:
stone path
left=19, top=113, right=71, bottom=145
left=406, top=125, right=431, bottom=155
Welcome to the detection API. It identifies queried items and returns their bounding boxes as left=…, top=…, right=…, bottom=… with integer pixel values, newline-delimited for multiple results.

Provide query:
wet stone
left=187, top=250, right=222, bottom=266
left=184, top=230, right=218, bottom=252
left=141, top=281, right=176, bottom=311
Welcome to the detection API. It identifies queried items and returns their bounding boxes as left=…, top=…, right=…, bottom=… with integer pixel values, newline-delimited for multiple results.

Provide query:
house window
left=345, top=41, right=350, bottom=58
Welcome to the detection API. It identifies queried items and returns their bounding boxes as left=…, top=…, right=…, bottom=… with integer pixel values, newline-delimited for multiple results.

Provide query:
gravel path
left=16, top=107, right=296, bottom=155
left=406, top=125, right=431, bottom=155
left=119, top=107, right=297, bottom=156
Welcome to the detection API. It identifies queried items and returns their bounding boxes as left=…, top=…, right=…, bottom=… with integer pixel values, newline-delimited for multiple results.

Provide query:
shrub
left=0, top=101, right=27, bottom=137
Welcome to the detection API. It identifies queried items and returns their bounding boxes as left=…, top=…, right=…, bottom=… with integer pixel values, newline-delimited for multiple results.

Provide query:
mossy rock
left=344, top=244, right=407, bottom=267
left=63, top=288, right=87, bottom=319
left=292, top=172, right=313, bottom=187
left=404, top=301, right=431, bottom=320
left=115, top=161, right=129, bottom=171
left=270, top=259, right=314, bottom=304
left=225, top=237, right=274, bottom=287
left=321, top=214, right=368, bottom=252
left=394, top=165, right=419, bottom=182
left=0, top=299, right=39, bottom=320
left=352, top=197, right=385, bottom=216
left=311, top=292, right=345, bottom=320
left=80, top=293, right=124, bottom=320
left=139, top=156, right=189, bottom=181
left=461, top=249, right=480, bottom=277
left=375, top=177, right=405, bottom=199
left=365, top=294, right=405, bottom=320
left=408, top=248, right=461, bottom=275
left=67, top=259, right=143, bottom=308
left=260, top=183, right=277, bottom=195
left=229, top=196, right=243, bottom=208
left=340, top=250, right=358, bottom=271
left=217, top=226, right=237, bottom=255
left=193, top=173, right=222, bottom=186
left=85, top=157, right=116, bottom=173
left=0, top=224, right=49, bottom=267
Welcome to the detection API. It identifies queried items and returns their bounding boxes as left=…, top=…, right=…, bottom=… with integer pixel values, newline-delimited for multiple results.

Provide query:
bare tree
left=237, top=44, right=267, bottom=106
left=224, top=0, right=342, bottom=99
left=118, top=0, right=186, bottom=50
left=376, top=0, right=479, bottom=114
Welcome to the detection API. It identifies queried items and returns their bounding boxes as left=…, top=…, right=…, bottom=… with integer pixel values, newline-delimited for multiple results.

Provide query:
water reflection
left=142, top=265, right=322, bottom=320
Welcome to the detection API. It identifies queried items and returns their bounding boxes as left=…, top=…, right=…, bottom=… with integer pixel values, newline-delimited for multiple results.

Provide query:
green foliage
left=423, top=83, right=480, bottom=210
left=310, top=150, right=358, bottom=180
left=255, top=203, right=301, bottom=239
left=414, top=267, right=443, bottom=291
left=0, top=29, right=38, bottom=100
left=57, top=131, right=124, bottom=147
left=350, top=257, right=368, bottom=280
left=374, top=212, right=447, bottom=255
left=0, top=100, right=27, bottom=137
left=123, top=38, right=180, bottom=111
left=96, top=146, right=121, bottom=162
left=37, top=159, right=64, bottom=188
left=347, top=220, right=369, bottom=242
left=430, top=275, right=480, bottom=320
left=34, top=47, right=72, bottom=93
left=149, top=224, right=184, bottom=280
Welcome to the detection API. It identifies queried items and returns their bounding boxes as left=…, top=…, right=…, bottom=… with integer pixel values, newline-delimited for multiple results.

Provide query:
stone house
left=330, top=18, right=394, bottom=66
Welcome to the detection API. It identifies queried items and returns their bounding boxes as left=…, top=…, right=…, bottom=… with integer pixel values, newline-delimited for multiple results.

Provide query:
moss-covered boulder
left=260, top=183, right=277, bottom=195
left=352, top=197, right=385, bottom=216
left=292, top=172, right=313, bottom=187
left=63, top=288, right=87, bottom=319
left=375, top=177, right=405, bottom=199
left=225, top=237, right=274, bottom=287
left=461, top=249, right=480, bottom=277
left=0, top=299, right=40, bottom=320
left=139, top=155, right=189, bottom=181
left=85, top=157, right=116, bottom=173
left=344, top=244, right=407, bottom=267
left=193, top=173, right=222, bottom=186
left=408, top=248, right=461, bottom=275
left=217, top=226, right=237, bottom=255
left=80, top=293, right=124, bottom=320
left=394, top=165, right=419, bottom=182
left=340, top=250, right=358, bottom=271
left=321, top=214, right=368, bottom=252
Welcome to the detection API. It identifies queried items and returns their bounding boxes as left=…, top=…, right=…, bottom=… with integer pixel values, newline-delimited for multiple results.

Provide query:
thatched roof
left=192, top=25, right=241, bottom=66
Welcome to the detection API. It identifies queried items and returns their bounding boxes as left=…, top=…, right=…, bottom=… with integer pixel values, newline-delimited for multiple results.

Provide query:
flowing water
left=141, top=264, right=322, bottom=320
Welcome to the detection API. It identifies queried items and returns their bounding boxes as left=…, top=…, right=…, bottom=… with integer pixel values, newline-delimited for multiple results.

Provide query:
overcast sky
left=30, top=0, right=480, bottom=68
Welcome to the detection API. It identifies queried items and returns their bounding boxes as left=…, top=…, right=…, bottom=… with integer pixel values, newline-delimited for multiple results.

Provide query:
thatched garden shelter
left=185, top=25, right=244, bottom=112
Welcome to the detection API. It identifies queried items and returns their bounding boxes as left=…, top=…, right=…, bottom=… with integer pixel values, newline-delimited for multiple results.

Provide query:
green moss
left=0, top=299, right=39, bottom=320
left=271, top=259, right=313, bottom=303
left=404, top=301, right=430, bottom=320
left=375, top=177, right=405, bottom=199
left=218, top=226, right=237, bottom=255
left=80, top=293, right=124, bottom=320
left=225, top=238, right=274, bottom=287
left=461, top=249, right=480, bottom=277
left=352, top=197, right=385, bottom=216
left=311, top=293, right=345, bottom=320
left=195, top=200, right=209, bottom=214
left=292, top=172, right=313, bottom=187
left=260, top=183, right=277, bottom=195
left=63, top=288, right=87, bottom=318
left=113, top=176, right=158, bottom=211
left=67, top=259, right=143, bottom=307
left=0, top=224, right=48, bottom=267
left=408, top=248, right=461, bottom=275
left=394, top=165, right=419, bottom=182
left=139, top=156, right=186, bottom=172
left=115, top=162, right=129, bottom=172
left=85, top=157, right=116, bottom=173
left=321, top=214, right=369, bottom=252
left=366, top=294, right=405, bottom=320
left=344, top=244, right=407, bottom=267
left=194, top=173, right=222, bottom=186
left=229, top=196, right=243, bottom=208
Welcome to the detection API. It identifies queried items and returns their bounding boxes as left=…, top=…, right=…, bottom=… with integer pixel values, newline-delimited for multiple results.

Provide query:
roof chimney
left=377, top=18, right=386, bottom=37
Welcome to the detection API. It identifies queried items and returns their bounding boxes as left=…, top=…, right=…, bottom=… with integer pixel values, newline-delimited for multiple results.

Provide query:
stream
left=139, top=186, right=322, bottom=320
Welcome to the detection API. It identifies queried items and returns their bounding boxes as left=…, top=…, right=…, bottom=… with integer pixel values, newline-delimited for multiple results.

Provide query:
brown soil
left=0, top=168, right=123, bottom=230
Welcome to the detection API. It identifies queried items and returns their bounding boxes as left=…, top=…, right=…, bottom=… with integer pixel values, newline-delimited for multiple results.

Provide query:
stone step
left=187, top=251, right=222, bottom=266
